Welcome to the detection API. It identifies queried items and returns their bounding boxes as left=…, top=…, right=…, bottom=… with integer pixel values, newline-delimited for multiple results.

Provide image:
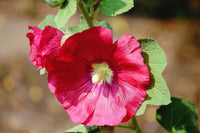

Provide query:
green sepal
left=99, top=0, right=134, bottom=16
left=136, top=38, right=171, bottom=115
left=156, top=97, right=200, bottom=133
left=65, top=124, right=102, bottom=133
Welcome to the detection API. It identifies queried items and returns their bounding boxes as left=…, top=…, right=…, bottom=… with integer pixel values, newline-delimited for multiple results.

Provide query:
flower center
left=92, top=62, right=113, bottom=84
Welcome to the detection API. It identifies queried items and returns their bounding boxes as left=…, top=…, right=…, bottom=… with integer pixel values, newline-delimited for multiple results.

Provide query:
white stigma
left=92, top=73, right=102, bottom=84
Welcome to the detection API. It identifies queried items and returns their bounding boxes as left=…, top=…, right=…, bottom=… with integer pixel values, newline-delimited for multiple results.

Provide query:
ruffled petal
left=83, top=83, right=126, bottom=126
left=60, top=84, right=100, bottom=124
left=26, top=26, right=43, bottom=68
left=26, top=26, right=64, bottom=70
left=116, top=73, right=146, bottom=122
left=40, top=26, right=64, bottom=59
left=60, top=26, right=115, bottom=63
left=113, top=34, right=149, bottom=86
left=46, top=59, right=90, bottom=93
left=47, top=61, right=99, bottom=123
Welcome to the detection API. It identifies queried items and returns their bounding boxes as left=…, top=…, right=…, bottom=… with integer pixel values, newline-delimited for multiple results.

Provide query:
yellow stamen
left=92, top=62, right=113, bottom=84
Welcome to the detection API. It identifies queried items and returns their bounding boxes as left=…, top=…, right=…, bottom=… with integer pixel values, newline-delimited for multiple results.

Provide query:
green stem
left=116, top=125, right=134, bottom=131
left=94, top=7, right=100, bottom=18
left=77, top=0, right=94, bottom=28
left=117, top=117, right=142, bottom=133
left=131, top=117, right=142, bottom=133
left=90, top=5, right=94, bottom=17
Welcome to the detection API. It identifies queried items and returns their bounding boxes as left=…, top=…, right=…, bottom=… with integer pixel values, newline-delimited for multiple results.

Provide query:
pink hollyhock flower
left=44, top=26, right=150, bottom=126
left=26, top=26, right=64, bottom=70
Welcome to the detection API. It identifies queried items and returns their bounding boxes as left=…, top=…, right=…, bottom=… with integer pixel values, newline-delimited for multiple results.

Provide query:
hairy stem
left=131, top=117, right=142, bottom=133
left=77, top=0, right=94, bottom=28
left=99, top=126, right=114, bottom=133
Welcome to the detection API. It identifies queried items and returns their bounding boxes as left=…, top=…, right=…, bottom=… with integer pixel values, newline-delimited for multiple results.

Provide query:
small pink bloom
left=45, top=26, right=150, bottom=126
left=26, top=26, right=64, bottom=70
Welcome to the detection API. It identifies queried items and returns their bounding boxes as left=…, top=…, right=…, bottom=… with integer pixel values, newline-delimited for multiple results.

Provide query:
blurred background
left=0, top=0, right=199, bottom=133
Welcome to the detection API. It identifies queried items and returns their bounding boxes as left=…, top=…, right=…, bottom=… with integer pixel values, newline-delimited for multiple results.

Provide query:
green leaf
left=40, top=68, right=47, bottom=75
left=136, top=38, right=171, bottom=115
left=38, top=14, right=69, bottom=35
left=42, top=0, right=65, bottom=8
left=38, top=14, right=58, bottom=30
left=65, top=124, right=102, bottom=133
left=55, top=0, right=77, bottom=28
left=67, top=16, right=112, bottom=34
left=156, top=97, right=200, bottom=133
left=67, top=16, right=88, bottom=34
left=94, top=20, right=112, bottom=31
left=99, top=0, right=134, bottom=16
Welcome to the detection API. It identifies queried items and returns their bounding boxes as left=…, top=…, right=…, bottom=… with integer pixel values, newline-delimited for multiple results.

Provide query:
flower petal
left=60, top=26, right=115, bottom=63
left=47, top=59, right=90, bottom=93
left=26, top=26, right=43, bottom=67
left=47, top=61, right=99, bottom=123
left=113, top=34, right=149, bottom=86
left=61, top=84, right=100, bottom=124
left=83, top=83, right=126, bottom=126
left=40, top=26, right=64, bottom=59
left=26, top=26, right=64, bottom=70
left=116, top=73, right=146, bottom=122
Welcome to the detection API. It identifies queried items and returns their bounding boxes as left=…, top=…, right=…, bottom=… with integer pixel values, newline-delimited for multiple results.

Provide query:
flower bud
left=82, top=0, right=98, bottom=5
left=43, top=0, right=66, bottom=8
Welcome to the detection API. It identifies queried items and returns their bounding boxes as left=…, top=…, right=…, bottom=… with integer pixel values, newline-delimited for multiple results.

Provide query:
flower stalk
left=77, top=0, right=94, bottom=28
left=94, top=7, right=100, bottom=18
left=116, top=117, right=142, bottom=133
left=116, top=125, right=134, bottom=131
left=131, top=116, right=142, bottom=133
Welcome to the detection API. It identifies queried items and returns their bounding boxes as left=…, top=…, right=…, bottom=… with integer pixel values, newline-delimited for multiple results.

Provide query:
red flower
left=26, top=26, right=64, bottom=70
left=45, top=26, right=150, bottom=126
